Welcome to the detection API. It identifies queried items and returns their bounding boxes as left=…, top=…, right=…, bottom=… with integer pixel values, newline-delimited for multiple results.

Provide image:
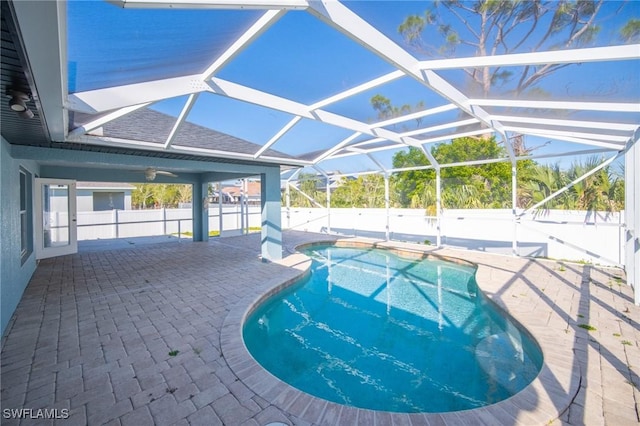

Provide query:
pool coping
left=220, top=238, right=581, bottom=425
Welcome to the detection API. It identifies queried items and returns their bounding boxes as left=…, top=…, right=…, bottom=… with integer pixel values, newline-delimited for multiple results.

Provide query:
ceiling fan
left=144, top=168, right=178, bottom=181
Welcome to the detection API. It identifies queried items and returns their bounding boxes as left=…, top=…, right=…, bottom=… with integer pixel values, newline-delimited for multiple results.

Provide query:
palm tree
left=521, top=163, right=569, bottom=214
left=567, top=158, right=621, bottom=219
left=409, top=181, right=436, bottom=211
left=522, top=158, right=624, bottom=218
left=443, top=185, right=483, bottom=209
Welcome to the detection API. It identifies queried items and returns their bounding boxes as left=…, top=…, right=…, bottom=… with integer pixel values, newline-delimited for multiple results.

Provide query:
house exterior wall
left=92, top=192, right=124, bottom=211
left=77, top=188, right=132, bottom=212
left=1, top=138, right=39, bottom=338
left=2, top=144, right=289, bottom=336
left=261, top=169, right=282, bottom=260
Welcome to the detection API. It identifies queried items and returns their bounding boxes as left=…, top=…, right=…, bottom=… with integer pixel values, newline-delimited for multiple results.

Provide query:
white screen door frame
left=35, top=178, right=77, bottom=259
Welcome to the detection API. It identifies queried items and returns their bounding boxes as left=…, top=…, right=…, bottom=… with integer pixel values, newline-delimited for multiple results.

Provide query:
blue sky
left=68, top=0, right=639, bottom=173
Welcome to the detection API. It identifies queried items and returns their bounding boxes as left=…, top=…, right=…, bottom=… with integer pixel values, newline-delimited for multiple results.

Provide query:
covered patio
left=1, top=232, right=638, bottom=425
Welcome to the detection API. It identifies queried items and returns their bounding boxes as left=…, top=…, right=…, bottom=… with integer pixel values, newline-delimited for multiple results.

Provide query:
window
left=93, top=192, right=125, bottom=211
left=20, top=168, right=33, bottom=263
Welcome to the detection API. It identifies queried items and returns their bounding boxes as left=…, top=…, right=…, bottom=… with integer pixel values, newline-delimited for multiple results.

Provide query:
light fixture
left=145, top=168, right=157, bottom=181
left=144, top=168, right=178, bottom=181
left=19, top=109, right=34, bottom=119
left=7, top=90, right=33, bottom=119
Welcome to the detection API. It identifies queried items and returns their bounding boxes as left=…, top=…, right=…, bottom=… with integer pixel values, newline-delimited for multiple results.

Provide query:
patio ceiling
left=5, top=0, right=640, bottom=177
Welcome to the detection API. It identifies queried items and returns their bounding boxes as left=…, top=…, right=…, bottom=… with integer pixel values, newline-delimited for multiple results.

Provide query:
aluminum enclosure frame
left=8, top=0, right=640, bottom=304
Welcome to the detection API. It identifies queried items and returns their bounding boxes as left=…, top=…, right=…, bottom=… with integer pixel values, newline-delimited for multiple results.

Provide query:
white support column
left=285, top=182, right=291, bottom=230
left=631, top=140, right=640, bottom=306
left=314, top=166, right=332, bottom=234
left=625, top=131, right=640, bottom=305
left=244, top=179, right=250, bottom=234
left=512, top=163, right=518, bottom=257
left=436, top=169, right=442, bottom=247
left=218, top=182, right=223, bottom=236
left=326, top=176, right=331, bottom=234
left=363, top=154, right=391, bottom=241
left=240, top=179, right=245, bottom=234
left=384, top=174, right=390, bottom=241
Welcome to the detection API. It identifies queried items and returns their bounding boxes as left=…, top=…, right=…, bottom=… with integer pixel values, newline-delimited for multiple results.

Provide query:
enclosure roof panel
left=6, top=0, right=639, bottom=173
left=67, top=1, right=262, bottom=92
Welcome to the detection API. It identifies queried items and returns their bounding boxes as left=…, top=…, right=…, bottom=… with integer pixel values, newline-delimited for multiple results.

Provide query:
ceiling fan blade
left=155, top=170, right=178, bottom=178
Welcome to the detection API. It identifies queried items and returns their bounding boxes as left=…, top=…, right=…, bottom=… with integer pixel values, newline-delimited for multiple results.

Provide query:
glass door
left=35, top=179, right=77, bottom=259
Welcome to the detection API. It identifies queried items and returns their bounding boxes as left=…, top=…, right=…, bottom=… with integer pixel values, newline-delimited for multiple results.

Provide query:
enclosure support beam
left=261, top=168, right=282, bottom=261
left=436, top=169, right=442, bottom=248
left=313, top=166, right=332, bottom=234
left=625, top=131, right=640, bottom=305
left=326, top=177, right=331, bottom=234
left=164, top=94, right=197, bottom=149
left=287, top=183, right=324, bottom=209
left=284, top=167, right=302, bottom=227
left=218, top=182, right=223, bottom=236
left=240, top=179, right=245, bottom=234
left=285, top=182, right=291, bottom=230
left=244, top=179, right=250, bottom=235
left=384, top=174, right=390, bottom=241
left=512, top=163, right=518, bottom=257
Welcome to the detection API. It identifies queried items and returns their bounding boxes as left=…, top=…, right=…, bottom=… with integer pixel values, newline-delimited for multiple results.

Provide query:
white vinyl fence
left=78, top=206, right=624, bottom=267
left=283, top=207, right=624, bottom=267
left=77, top=205, right=262, bottom=240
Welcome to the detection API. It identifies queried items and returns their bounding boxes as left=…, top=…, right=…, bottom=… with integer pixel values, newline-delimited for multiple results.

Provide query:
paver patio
left=1, top=231, right=638, bottom=425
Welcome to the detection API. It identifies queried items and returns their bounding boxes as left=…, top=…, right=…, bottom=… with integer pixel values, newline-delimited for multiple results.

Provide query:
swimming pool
left=243, top=245, right=543, bottom=413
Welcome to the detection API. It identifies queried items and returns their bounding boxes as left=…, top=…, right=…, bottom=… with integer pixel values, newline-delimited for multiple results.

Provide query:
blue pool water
left=243, top=245, right=543, bottom=413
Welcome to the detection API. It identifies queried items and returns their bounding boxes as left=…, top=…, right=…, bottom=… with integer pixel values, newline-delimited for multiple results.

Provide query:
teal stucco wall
left=260, top=168, right=282, bottom=261
left=1, top=138, right=39, bottom=339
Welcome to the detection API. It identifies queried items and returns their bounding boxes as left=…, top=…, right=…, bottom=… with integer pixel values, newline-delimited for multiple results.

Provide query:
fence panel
left=77, top=207, right=623, bottom=266
left=283, top=208, right=623, bottom=266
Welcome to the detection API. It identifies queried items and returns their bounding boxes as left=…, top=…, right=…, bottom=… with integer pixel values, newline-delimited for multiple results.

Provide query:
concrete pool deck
left=1, top=231, right=638, bottom=425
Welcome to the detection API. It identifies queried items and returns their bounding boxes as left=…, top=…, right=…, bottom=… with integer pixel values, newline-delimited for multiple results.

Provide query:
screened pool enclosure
left=4, top=0, right=639, bottom=305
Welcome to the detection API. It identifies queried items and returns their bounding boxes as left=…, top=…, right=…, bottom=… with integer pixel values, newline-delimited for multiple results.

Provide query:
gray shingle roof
left=100, top=108, right=295, bottom=161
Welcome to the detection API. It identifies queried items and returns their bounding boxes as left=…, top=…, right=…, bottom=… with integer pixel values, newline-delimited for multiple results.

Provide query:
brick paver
left=1, top=231, right=638, bottom=425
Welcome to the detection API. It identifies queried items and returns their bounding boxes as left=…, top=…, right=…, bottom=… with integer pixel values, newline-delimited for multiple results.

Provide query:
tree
left=153, top=185, right=180, bottom=208
left=368, top=1, right=631, bottom=211
left=567, top=158, right=623, bottom=214
left=521, top=163, right=569, bottom=211
left=370, top=94, right=425, bottom=127
left=397, top=0, right=624, bottom=97
left=436, top=137, right=510, bottom=208
left=132, top=183, right=155, bottom=209
left=520, top=158, right=625, bottom=214
left=331, top=175, right=389, bottom=208
left=391, top=136, right=528, bottom=209
left=176, top=185, right=192, bottom=205
left=285, top=173, right=326, bottom=207
left=391, top=146, right=435, bottom=207
left=131, top=183, right=192, bottom=209
left=620, top=19, right=640, bottom=43
left=393, top=1, right=637, bottom=159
